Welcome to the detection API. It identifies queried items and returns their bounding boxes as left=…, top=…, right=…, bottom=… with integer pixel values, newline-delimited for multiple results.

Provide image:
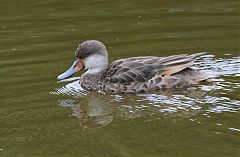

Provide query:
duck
left=57, top=40, right=210, bottom=93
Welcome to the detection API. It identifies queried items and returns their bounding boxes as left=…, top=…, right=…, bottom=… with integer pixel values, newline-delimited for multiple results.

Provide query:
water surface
left=0, top=0, right=239, bottom=156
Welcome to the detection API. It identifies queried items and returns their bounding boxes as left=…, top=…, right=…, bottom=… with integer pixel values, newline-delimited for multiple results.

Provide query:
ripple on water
left=50, top=77, right=87, bottom=97
left=194, top=55, right=240, bottom=76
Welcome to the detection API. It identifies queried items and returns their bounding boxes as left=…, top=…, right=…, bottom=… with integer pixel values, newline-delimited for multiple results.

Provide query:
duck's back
left=100, top=53, right=209, bottom=93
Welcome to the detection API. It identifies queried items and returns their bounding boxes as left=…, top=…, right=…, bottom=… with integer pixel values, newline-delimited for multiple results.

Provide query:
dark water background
left=0, top=0, right=239, bottom=156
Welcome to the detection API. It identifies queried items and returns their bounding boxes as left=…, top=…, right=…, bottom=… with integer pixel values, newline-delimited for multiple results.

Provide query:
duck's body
left=57, top=40, right=209, bottom=93
left=80, top=55, right=209, bottom=93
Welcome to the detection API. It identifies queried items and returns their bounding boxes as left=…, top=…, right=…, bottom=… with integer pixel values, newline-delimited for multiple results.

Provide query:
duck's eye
left=85, top=52, right=91, bottom=56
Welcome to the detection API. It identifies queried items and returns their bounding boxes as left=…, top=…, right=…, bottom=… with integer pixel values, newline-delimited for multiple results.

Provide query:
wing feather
left=102, top=52, right=206, bottom=84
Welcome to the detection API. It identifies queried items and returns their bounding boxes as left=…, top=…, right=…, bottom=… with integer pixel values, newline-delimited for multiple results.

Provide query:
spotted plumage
left=57, top=40, right=210, bottom=93
left=99, top=55, right=209, bottom=93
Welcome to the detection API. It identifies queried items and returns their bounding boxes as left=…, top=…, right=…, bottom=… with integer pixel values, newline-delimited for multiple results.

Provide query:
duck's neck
left=80, top=67, right=106, bottom=90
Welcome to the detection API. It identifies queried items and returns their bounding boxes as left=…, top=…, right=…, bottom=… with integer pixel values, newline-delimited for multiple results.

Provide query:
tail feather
left=189, top=52, right=207, bottom=58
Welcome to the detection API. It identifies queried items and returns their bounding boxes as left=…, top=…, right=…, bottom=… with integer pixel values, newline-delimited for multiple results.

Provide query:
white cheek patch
left=84, top=55, right=108, bottom=74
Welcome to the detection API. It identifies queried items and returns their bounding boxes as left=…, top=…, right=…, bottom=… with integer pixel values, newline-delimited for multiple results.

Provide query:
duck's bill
left=57, top=59, right=84, bottom=80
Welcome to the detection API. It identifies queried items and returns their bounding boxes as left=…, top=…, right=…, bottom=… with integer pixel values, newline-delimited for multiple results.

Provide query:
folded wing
left=102, top=52, right=206, bottom=84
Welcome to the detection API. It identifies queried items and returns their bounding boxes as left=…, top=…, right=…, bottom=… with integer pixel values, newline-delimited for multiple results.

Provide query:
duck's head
left=57, top=40, right=108, bottom=80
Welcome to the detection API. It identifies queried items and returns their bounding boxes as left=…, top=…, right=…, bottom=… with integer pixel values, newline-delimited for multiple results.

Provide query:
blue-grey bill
left=57, top=59, right=82, bottom=80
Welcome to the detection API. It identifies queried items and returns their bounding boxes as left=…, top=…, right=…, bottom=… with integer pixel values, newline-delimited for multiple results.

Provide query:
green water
left=0, top=0, right=239, bottom=156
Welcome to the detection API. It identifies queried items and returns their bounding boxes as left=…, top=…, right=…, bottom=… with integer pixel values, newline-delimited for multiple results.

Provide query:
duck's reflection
left=58, top=93, right=114, bottom=129
left=57, top=86, right=216, bottom=129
